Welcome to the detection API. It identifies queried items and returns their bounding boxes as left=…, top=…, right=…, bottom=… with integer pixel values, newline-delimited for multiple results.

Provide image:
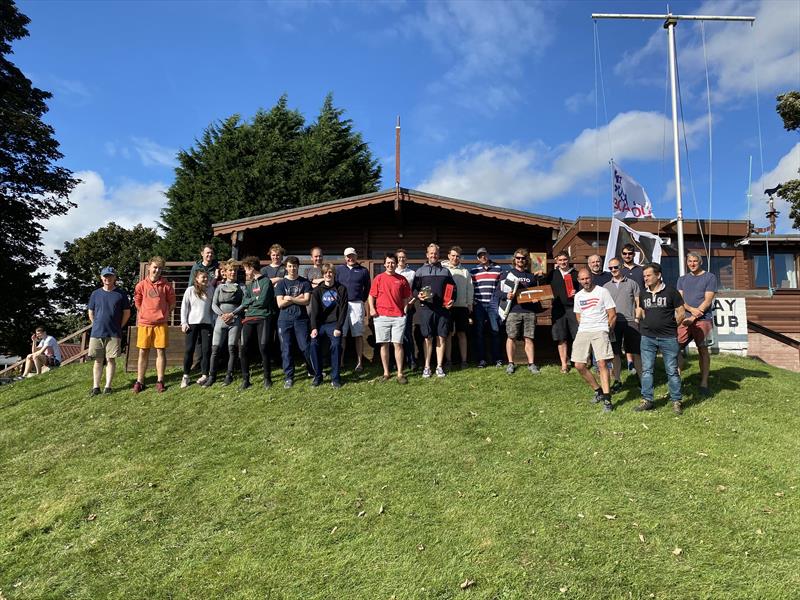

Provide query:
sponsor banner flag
left=612, top=161, right=654, bottom=219
left=603, top=218, right=662, bottom=272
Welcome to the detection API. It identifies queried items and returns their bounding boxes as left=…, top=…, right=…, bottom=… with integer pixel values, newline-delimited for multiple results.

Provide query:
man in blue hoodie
left=335, top=247, right=371, bottom=372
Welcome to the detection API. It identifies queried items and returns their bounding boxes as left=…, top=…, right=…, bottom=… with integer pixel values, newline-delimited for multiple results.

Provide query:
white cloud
left=748, top=142, right=800, bottom=233
left=565, top=89, right=595, bottom=114
left=40, top=171, right=167, bottom=270
left=132, top=137, right=178, bottom=168
left=418, top=110, right=708, bottom=208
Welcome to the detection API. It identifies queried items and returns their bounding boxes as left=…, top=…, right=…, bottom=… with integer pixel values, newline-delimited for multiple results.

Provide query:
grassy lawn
left=1, top=354, right=799, bottom=599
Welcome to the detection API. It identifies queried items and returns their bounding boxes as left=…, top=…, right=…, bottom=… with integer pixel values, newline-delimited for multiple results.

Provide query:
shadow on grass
left=0, top=383, right=75, bottom=410
left=681, top=366, right=770, bottom=409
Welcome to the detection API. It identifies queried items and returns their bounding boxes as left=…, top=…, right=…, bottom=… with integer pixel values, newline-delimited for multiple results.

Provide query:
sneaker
left=495, top=360, right=504, bottom=368
left=699, top=386, right=712, bottom=397
left=331, top=381, right=342, bottom=389
left=672, top=401, right=683, bottom=415
left=633, top=399, right=655, bottom=412
left=132, top=381, right=145, bottom=394
left=397, top=375, right=408, bottom=385
left=460, top=361, right=469, bottom=370
left=603, top=398, right=614, bottom=413
left=156, top=381, right=166, bottom=393
left=263, top=378, right=272, bottom=390
left=103, top=387, right=113, bottom=394
left=528, top=364, right=540, bottom=375
left=477, top=360, right=487, bottom=369
left=90, top=387, right=101, bottom=396
left=311, top=378, right=322, bottom=387
left=435, top=366, right=446, bottom=378
left=197, top=375, right=208, bottom=385
left=240, top=379, right=251, bottom=390
left=591, top=390, right=603, bottom=404
left=506, top=363, right=516, bottom=375
left=627, top=361, right=635, bottom=372
left=180, top=375, right=190, bottom=389
left=203, top=375, right=216, bottom=388
left=223, top=373, right=233, bottom=386
left=284, top=379, right=293, bottom=389
left=354, top=363, right=364, bottom=374
left=422, top=367, right=432, bottom=379
left=610, top=380, right=623, bottom=393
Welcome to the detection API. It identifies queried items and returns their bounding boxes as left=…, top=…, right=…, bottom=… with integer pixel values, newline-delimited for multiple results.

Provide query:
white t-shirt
left=38, top=335, right=62, bottom=362
left=574, top=286, right=616, bottom=332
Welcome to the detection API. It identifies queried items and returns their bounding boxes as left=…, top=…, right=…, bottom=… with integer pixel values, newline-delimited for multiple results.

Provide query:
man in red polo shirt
left=368, top=253, right=412, bottom=384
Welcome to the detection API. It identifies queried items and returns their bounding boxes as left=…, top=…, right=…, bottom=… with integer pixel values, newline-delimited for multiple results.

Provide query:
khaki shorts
left=137, top=324, right=169, bottom=349
left=88, top=337, right=122, bottom=360
left=571, top=330, right=614, bottom=364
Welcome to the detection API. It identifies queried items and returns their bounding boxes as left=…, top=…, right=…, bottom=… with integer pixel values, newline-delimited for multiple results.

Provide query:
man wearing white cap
left=335, top=247, right=371, bottom=372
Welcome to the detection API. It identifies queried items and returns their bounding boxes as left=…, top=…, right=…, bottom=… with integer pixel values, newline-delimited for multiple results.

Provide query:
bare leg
left=423, top=337, right=433, bottom=370
left=633, top=354, right=642, bottom=380
left=505, top=338, right=515, bottom=363
left=524, top=337, right=535, bottom=365
left=597, top=358, right=610, bottom=394
left=445, top=334, right=453, bottom=364
left=698, top=346, right=711, bottom=387
left=558, top=341, right=569, bottom=369
left=93, top=360, right=103, bottom=388
left=457, top=332, right=468, bottom=364
left=612, top=354, right=622, bottom=382
left=137, top=348, right=150, bottom=383
left=105, top=359, right=116, bottom=388
left=354, top=336, right=364, bottom=368
left=380, top=343, right=391, bottom=377
left=575, top=362, right=599, bottom=390
left=155, top=349, right=166, bottom=382
left=22, top=354, right=35, bottom=377
left=393, top=343, right=405, bottom=378
left=435, top=336, right=447, bottom=368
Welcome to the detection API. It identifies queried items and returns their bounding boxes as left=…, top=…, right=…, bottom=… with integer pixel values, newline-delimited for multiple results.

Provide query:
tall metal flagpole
left=591, top=12, right=755, bottom=277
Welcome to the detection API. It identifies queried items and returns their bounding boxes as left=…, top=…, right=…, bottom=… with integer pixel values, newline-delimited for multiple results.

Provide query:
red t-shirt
left=369, top=272, right=411, bottom=317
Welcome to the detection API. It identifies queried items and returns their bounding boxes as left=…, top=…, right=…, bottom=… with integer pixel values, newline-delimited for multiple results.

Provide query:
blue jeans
left=640, top=335, right=682, bottom=403
left=277, top=319, right=309, bottom=380
left=473, top=302, right=501, bottom=363
left=310, top=323, right=342, bottom=384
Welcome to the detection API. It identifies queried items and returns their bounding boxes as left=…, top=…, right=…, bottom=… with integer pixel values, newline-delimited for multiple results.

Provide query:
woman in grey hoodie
left=204, top=260, right=245, bottom=387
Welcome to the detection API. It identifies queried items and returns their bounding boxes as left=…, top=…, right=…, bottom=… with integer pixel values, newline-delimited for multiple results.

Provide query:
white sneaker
left=436, top=366, right=446, bottom=378
left=180, top=375, right=190, bottom=388
left=196, top=374, right=208, bottom=385
left=422, top=367, right=432, bottom=378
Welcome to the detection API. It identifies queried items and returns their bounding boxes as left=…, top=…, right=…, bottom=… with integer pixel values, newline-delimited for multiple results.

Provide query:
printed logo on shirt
left=252, top=284, right=261, bottom=295
left=578, top=297, right=600, bottom=310
left=322, top=289, right=338, bottom=308
left=147, top=289, right=159, bottom=298
left=643, top=296, right=668, bottom=309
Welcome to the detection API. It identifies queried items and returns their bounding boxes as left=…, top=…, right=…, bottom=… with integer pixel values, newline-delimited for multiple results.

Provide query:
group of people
left=51, top=240, right=717, bottom=414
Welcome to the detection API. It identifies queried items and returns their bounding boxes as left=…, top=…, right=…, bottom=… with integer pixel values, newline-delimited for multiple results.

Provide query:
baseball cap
left=476, top=247, right=488, bottom=256
left=344, top=247, right=357, bottom=257
left=100, top=266, right=117, bottom=276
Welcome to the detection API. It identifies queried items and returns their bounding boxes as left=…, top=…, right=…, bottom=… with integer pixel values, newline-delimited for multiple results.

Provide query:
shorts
left=571, top=330, right=614, bottom=364
left=342, top=301, right=365, bottom=337
left=374, top=315, right=406, bottom=344
left=44, top=356, right=60, bottom=368
left=505, top=312, right=536, bottom=340
left=677, top=319, right=713, bottom=348
left=450, top=307, right=470, bottom=333
left=137, top=324, right=169, bottom=349
left=551, top=309, right=578, bottom=341
left=611, top=321, right=641, bottom=355
left=419, top=308, right=451, bottom=338
left=88, top=336, right=122, bottom=360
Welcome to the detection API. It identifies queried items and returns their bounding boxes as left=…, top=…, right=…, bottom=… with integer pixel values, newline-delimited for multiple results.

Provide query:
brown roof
left=212, top=188, right=569, bottom=235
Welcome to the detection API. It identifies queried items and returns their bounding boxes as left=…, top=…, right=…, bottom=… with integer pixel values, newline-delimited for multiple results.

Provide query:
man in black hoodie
left=539, top=251, right=579, bottom=373
left=309, top=263, right=349, bottom=388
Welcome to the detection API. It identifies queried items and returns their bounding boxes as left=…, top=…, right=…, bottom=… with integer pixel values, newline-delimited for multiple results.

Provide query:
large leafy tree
left=0, top=0, right=78, bottom=354
left=775, top=92, right=800, bottom=230
left=158, top=94, right=381, bottom=259
left=52, top=222, right=161, bottom=319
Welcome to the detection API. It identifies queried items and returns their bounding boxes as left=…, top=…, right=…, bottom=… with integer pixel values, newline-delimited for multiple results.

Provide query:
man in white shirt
left=572, top=268, right=617, bottom=412
left=22, top=326, right=62, bottom=377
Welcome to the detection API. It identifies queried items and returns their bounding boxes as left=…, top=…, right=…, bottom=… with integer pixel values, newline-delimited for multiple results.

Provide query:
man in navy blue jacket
left=413, top=243, right=456, bottom=379
left=335, top=247, right=371, bottom=372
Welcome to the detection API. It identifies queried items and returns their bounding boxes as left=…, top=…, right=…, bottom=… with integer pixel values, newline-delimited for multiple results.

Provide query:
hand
left=310, top=329, right=318, bottom=339
left=689, top=307, right=704, bottom=318
left=181, top=324, right=190, bottom=333
left=507, top=291, right=514, bottom=300
left=417, top=292, right=426, bottom=301
left=333, top=330, right=342, bottom=337
left=222, top=312, right=233, bottom=324
left=445, top=300, right=454, bottom=309
left=369, top=308, right=378, bottom=318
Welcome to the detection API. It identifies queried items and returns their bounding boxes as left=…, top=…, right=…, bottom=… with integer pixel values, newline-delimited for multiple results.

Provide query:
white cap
left=344, top=247, right=357, bottom=257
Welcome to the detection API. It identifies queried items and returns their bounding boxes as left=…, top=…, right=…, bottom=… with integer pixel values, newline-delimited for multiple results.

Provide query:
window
left=709, top=256, right=734, bottom=290
left=753, top=253, right=799, bottom=289
left=659, top=256, right=680, bottom=287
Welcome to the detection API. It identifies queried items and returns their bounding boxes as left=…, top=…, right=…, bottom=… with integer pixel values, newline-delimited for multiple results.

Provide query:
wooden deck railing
left=0, top=324, right=92, bottom=377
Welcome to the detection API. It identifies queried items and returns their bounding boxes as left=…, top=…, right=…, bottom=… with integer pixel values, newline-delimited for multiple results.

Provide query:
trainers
left=627, top=361, right=635, bottom=372
left=223, top=373, right=233, bottom=386
left=506, top=363, right=516, bottom=375
left=603, top=398, right=614, bottom=413
left=263, top=378, right=273, bottom=390
left=435, top=366, right=446, bottom=378
left=311, top=378, right=322, bottom=387
left=331, top=380, right=342, bottom=389
left=422, top=367, right=432, bottom=378
left=203, top=375, right=216, bottom=388
left=354, top=363, right=364, bottom=373
left=672, top=401, right=683, bottom=415
left=699, top=386, right=711, bottom=397
left=103, top=387, right=113, bottom=394
left=397, top=375, right=408, bottom=385
left=528, top=364, right=540, bottom=375
left=633, top=399, right=655, bottom=412
left=240, top=379, right=251, bottom=390
left=197, top=375, right=208, bottom=385
left=610, top=380, right=623, bottom=393
left=591, top=390, right=603, bottom=404
left=477, top=360, right=487, bottom=369
left=495, top=360, right=504, bottom=368
left=156, top=381, right=166, bottom=393
left=284, top=379, right=293, bottom=389
left=90, top=387, right=101, bottom=396
left=180, top=375, right=190, bottom=389
left=132, top=381, right=145, bottom=394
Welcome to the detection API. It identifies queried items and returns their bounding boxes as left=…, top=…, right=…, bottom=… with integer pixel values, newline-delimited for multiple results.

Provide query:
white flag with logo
left=612, top=161, right=654, bottom=219
left=603, top=218, right=662, bottom=273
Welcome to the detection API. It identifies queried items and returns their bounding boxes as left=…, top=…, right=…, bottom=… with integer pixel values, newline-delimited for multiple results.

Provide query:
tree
left=52, top=222, right=161, bottom=317
left=158, top=94, right=381, bottom=259
left=775, top=91, right=800, bottom=230
left=0, top=0, right=78, bottom=354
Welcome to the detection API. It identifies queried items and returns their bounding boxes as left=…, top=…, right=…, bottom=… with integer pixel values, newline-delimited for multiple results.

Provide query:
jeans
left=310, top=323, right=342, bottom=384
left=277, top=319, right=309, bottom=380
left=473, top=302, right=500, bottom=363
left=183, top=323, right=212, bottom=375
left=640, top=335, right=682, bottom=402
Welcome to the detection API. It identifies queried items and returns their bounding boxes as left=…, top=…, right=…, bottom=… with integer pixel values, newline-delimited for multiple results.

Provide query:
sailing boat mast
left=591, top=11, right=755, bottom=276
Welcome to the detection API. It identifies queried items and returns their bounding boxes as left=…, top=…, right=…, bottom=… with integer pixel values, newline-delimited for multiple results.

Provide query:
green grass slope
left=1, top=355, right=799, bottom=599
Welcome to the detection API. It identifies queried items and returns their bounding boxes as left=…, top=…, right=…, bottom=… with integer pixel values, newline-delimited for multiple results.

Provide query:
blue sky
left=13, top=0, right=800, bottom=261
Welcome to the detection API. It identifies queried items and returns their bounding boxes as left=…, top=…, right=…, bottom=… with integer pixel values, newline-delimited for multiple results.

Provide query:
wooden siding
left=745, top=291, right=800, bottom=334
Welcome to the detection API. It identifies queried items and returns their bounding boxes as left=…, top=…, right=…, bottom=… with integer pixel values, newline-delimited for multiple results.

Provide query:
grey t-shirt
left=677, top=271, right=718, bottom=321
left=603, top=277, right=640, bottom=323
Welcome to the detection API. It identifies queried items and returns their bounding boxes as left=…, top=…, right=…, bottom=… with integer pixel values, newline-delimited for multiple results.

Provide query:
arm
left=180, top=289, right=191, bottom=331
left=367, top=294, right=378, bottom=318
left=607, top=307, right=617, bottom=330
left=121, top=309, right=131, bottom=328
left=167, top=281, right=176, bottom=310
left=674, top=303, right=686, bottom=326
left=294, top=292, right=311, bottom=307
left=335, top=286, right=349, bottom=334
left=465, top=274, right=474, bottom=311
left=88, top=309, right=95, bottom=324
left=211, top=286, right=225, bottom=316
left=276, top=294, right=293, bottom=309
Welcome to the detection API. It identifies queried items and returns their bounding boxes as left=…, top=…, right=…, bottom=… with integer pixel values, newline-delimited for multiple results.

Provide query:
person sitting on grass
left=21, top=326, right=62, bottom=378
left=309, top=263, right=349, bottom=389
left=205, top=260, right=245, bottom=387
left=240, top=255, right=278, bottom=390
left=275, top=256, right=312, bottom=389
left=180, top=269, right=214, bottom=388
left=133, top=257, right=176, bottom=394
left=87, top=266, right=131, bottom=395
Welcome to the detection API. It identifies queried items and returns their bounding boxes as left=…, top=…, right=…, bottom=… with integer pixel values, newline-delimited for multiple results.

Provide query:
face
left=345, top=253, right=357, bottom=266
left=223, top=266, right=237, bottom=282
left=621, top=249, right=635, bottom=264
left=448, top=250, right=461, bottom=266
left=311, top=250, right=323, bottom=265
left=384, top=257, right=397, bottom=274
left=285, top=262, right=299, bottom=277
left=322, top=270, right=335, bottom=285
left=101, top=274, right=116, bottom=286
left=426, top=246, right=439, bottom=264
left=578, top=270, right=593, bottom=290
left=396, top=252, right=407, bottom=268
left=687, top=255, right=701, bottom=274
left=513, top=252, right=527, bottom=270
left=201, top=247, right=214, bottom=264
left=608, top=260, right=622, bottom=278
left=196, top=271, right=209, bottom=287
left=643, top=267, right=660, bottom=288
left=270, top=250, right=283, bottom=264
left=588, top=256, right=601, bottom=273
left=243, top=265, right=256, bottom=280
left=555, top=255, right=569, bottom=270
left=478, top=253, right=489, bottom=265
left=35, top=330, right=45, bottom=339
left=148, top=262, right=163, bottom=281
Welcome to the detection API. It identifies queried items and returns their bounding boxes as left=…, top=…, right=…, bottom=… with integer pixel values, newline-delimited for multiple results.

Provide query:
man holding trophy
left=499, top=248, right=542, bottom=375
left=413, top=243, right=456, bottom=378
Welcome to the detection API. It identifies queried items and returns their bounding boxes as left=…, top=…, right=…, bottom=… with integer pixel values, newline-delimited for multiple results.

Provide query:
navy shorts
left=419, top=309, right=451, bottom=338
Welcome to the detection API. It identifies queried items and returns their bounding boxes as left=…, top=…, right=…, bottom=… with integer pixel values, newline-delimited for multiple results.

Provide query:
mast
left=395, top=116, right=401, bottom=202
left=592, top=11, right=755, bottom=276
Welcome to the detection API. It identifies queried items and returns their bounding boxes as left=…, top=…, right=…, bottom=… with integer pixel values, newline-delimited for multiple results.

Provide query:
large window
left=753, top=253, right=799, bottom=289
left=709, top=256, right=734, bottom=290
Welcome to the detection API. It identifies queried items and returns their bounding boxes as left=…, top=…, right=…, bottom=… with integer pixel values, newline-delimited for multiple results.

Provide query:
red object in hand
left=443, top=283, right=454, bottom=306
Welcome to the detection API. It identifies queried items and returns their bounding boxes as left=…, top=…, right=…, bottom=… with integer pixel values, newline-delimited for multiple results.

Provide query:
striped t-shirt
left=470, top=263, right=504, bottom=305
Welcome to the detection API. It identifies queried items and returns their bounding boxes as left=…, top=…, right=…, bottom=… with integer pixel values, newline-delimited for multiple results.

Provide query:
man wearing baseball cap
left=335, top=247, right=371, bottom=372
left=87, top=266, right=131, bottom=395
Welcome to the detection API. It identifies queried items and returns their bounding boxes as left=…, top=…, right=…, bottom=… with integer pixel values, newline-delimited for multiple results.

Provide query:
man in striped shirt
left=470, top=248, right=504, bottom=368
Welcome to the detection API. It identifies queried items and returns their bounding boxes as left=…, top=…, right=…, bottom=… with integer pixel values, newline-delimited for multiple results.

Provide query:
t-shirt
left=275, top=276, right=312, bottom=321
left=603, top=277, right=640, bottom=322
left=500, top=269, right=540, bottom=314
left=300, top=265, right=323, bottom=283
left=88, top=287, right=130, bottom=338
left=622, top=264, right=645, bottom=289
left=260, top=264, right=286, bottom=280
left=396, top=266, right=416, bottom=287
left=470, top=263, right=503, bottom=305
left=639, top=284, right=684, bottom=338
left=369, top=272, right=412, bottom=317
left=591, top=270, right=613, bottom=287
left=37, top=335, right=62, bottom=362
left=677, top=271, right=718, bottom=321
left=574, top=285, right=616, bottom=332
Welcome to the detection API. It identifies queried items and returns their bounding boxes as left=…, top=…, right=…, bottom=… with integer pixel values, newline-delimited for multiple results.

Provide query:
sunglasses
left=514, top=256, right=526, bottom=260
left=609, top=266, right=620, bottom=270
left=622, top=252, right=633, bottom=256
